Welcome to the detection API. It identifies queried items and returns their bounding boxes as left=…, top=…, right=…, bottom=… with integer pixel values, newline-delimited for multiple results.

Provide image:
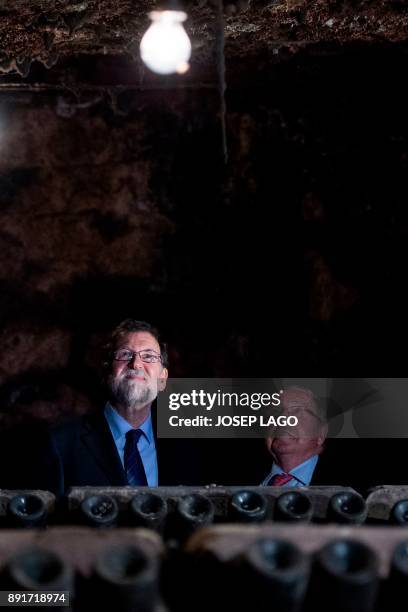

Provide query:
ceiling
left=0, top=0, right=407, bottom=91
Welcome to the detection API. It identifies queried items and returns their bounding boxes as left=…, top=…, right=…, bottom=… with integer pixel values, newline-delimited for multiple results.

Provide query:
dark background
left=0, top=4, right=407, bottom=493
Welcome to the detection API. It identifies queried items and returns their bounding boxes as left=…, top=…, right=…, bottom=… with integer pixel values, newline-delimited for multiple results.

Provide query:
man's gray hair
left=283, top=386, right=327, bottom=424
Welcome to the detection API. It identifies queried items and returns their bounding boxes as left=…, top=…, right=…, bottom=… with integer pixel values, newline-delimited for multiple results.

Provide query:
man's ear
left=265, top=436, right=274, bottom=455
left=158, top=368, right=168, bottom=391
left=317, top=423, right=328, bottom=448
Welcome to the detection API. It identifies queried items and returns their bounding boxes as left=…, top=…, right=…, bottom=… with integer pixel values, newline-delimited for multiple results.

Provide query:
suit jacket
left=0, top=409, right=206, bottom=496
left=1, top=422, right=381, bottom=495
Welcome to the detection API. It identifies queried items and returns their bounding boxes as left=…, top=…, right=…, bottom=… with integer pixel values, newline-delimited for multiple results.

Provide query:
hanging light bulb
left=140, top=11, right=192, bottom=75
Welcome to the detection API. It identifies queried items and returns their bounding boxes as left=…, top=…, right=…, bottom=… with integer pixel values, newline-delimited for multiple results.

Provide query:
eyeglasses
left=113, top=349, right=162, bottom=364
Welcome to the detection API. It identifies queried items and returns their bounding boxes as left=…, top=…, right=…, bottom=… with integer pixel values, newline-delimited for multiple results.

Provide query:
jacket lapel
left=151, top=403, right=164, bottom=482
left=151, top=403, right=174, bottom=485
left=80, top=411, right=127, bottom=486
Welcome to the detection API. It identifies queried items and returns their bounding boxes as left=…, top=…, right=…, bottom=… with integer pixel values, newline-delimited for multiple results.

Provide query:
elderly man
left=34, top=319, right=202, bottom=495
left=261, top=387, right=329, bottom=487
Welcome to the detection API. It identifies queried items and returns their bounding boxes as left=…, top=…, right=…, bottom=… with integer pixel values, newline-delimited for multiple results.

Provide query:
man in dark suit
left=261, top=386, right=331, bottom=487
left=36, top=319, right=203, bottom=496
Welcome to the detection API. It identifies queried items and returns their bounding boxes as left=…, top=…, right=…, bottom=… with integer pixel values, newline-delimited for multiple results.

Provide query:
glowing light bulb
left=140, top=11, right=192, bottom=75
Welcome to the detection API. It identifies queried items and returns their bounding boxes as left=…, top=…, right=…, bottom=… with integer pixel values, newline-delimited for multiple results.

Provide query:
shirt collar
left=104, top=403, right=153, bottom=444
left=271, top=454, right=319, bottom=486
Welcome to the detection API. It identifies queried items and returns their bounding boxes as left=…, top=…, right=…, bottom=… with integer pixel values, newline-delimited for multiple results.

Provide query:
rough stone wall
left=0, top=32, right=407, bottom=427
left=0, top=91, right=183, bottom=427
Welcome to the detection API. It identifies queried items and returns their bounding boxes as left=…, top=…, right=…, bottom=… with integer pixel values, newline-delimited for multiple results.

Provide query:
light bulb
left=140, top=11, right=192, bottom=75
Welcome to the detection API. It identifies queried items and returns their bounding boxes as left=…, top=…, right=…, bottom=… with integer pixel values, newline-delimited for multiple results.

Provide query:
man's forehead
left=281, top=389, right=315, bottom=409
left=116, top=331, right=160, bottom=351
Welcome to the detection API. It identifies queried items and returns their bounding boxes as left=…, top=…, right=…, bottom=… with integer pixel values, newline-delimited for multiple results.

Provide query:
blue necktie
left=124, top=429, right=147, bottom=486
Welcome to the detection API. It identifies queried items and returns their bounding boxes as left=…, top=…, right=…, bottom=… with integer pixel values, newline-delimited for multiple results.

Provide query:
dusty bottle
left=389, top=499, right=408, bottom=525
left=86, top=544, right=159, bottom=612
left=305, top=539, right=379, bottom=612
left=79, top=494, right=119, bottom=528
left=377, top=540, right=408, bottom=611
left=1, top=547, right=73, bottom=611
left=239, top=537, right=310, bottom=612
left=327, top=491, right=367, bottom=524
left=229, top=489, right=268, bottom=523
left=274, top=491, right=313, bottom=523
left=6, top=493, right=48, bottom=528
left=129, top=492, right=167, bottom=532
left=173, top=493, right=214, bottom=540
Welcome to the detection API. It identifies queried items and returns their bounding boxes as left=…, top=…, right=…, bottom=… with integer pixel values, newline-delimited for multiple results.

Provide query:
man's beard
left=108, top=371, right=156, bottom=411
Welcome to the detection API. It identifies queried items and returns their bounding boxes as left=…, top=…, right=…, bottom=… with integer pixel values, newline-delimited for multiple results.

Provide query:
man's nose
left=128, top=353, right=144, bottom=369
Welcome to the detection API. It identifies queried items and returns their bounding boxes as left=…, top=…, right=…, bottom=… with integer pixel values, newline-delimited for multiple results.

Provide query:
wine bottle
left=79, top=494, right=118, bottom=528
left=305, top=539, right=379, bottom=612
left=129, top=492, right=167, bottom=532
left=228, top=489, right=268, bottom=523
left=173, top=493, right=214, bottom=540
left=327, top=491, right=367, bottom=524
left=377, top=540, right=408, bottom=611
left=274, top=491, right=313, bottom=523
left=87, top=544, right=159, bottom=612
left=1, top=547, right=73, bottom=611
left=239, top=537, right=310, bottom=612
left=389, top=499, right=408, bottom=525
left=6, top=493, right=48, bottom=528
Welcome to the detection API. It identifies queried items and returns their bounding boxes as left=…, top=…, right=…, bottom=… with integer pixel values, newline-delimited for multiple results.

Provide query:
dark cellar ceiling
left=0, top=0, right=407, bottom=90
